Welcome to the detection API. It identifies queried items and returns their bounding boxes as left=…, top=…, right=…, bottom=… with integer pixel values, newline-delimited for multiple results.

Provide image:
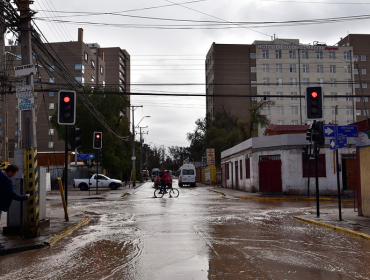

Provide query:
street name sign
left=330, top=136, right=347, bottom=150
left=337, top=126, right=358, bottom=137
left=14, top=64, right=36, bottom=76
left=78, top=153, right=95, bottom=160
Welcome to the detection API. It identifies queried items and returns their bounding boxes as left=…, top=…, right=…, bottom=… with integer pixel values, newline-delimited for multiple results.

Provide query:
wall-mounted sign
left=14, top=64, right=36, bottom=77
left=206, top=148, right=215, bottom=165
left=16, top=85, right=34, bottom=111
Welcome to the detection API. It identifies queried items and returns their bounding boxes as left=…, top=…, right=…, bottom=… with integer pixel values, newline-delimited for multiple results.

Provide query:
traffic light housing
left=302, top=145, right=309, bottom=158
left=312, top=121, right=325, bottom=145
left=58, top=90, right=76, bottom=125
left=97, top=150, right=103, bottom=162
left=306, top=126, right=312, bottom=142
left=93, top=132, right=102, bottom=149
left=71, top=127, right=81, bottom=149
left=305, top=86, right=324, bottom=120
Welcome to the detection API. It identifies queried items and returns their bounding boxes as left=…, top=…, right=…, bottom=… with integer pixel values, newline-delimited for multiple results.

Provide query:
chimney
left=78, top=28, right=83, bottom=42
left=98, top=49, right=105, bottom=60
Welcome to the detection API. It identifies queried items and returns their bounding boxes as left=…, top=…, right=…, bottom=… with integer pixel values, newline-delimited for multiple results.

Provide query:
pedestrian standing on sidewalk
left=0, top=164, right=30, bottom=249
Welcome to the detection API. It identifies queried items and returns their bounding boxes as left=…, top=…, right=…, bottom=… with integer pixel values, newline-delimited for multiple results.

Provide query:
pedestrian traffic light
left=58, top=90, right=76, bottom=125
left=302, top=145, right=309, bottom=158
left=71, top=127, right=81, bottom=149
left=312, top=121, right=325, bottom=145
left=306, top=126, right=312, bottom=142
left=93, top=132, right=102, bottom=149
left=305, top=86, right=324, bottom=120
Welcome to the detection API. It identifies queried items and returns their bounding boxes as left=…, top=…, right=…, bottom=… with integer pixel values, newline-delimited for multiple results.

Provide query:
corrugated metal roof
left=266, top=124, right=310, bottom=131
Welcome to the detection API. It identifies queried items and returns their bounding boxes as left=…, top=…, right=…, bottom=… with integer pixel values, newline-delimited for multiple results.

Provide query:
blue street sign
left=330, top=136, right=347, bottom=150
left=78, top=153, right=95, bottom=160
left=324, top=125, right=336, bottom=138
left=337, top=126, right=358, bottom=137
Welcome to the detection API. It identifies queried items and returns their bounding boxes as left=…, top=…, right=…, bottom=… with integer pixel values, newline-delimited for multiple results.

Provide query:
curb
left=44, top=217, right=90, bottom=246
left=293, top=216, right=370, bottom=240
left=0, top=243, right=47, bottom=256
left=208, top=189, right=352, bottom=202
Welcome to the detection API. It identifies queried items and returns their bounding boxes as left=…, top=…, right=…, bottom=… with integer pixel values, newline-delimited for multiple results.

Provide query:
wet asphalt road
left=1, top=181, right=370, bottom=280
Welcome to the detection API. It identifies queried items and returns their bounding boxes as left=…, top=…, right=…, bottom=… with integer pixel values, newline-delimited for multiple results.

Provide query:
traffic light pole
left=64, top=126, right=68, bottom=206
left=315, top=142, right=320, bottom=218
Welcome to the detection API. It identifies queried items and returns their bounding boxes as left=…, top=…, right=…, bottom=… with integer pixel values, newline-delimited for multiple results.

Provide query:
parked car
left=73, top=174, right=123, bottom=191
left=179, top=164, right=196, bottom=187
left=154, top=171, right=173, bottom=189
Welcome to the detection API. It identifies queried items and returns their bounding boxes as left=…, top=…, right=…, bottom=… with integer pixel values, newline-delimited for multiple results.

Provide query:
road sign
left=78, top=153, right=95, bottom=160
left=324, top=125, right=336, bottom=138
left=131, top=157, right=136, bottom=160
left=16, top=85, right=34, bottom=111
left=330, top=136, right=347, bottom=150
left=337, top=126, right=358, bottom=137
left=14, top=64, right=36, bottom=76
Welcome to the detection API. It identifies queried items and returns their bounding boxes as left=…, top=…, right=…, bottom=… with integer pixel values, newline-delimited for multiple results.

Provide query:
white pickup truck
left=73, top=174, right=124, bottom=191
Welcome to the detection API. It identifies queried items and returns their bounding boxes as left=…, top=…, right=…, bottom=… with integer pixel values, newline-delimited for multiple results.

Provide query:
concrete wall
left=360, top=146, right=370, bottom=216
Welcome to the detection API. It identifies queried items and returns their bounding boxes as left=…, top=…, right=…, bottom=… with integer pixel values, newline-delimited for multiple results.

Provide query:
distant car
left=154, top=171, right=173, bottom=189
left=179, top=164, right=196, bottom=187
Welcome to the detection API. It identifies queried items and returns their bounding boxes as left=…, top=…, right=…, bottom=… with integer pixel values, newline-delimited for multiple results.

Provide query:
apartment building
left=206, top=38, right=356, bottom=136
left=0, top=28, right=130, bottom=163
left=338, top=34, right=370, bottom=123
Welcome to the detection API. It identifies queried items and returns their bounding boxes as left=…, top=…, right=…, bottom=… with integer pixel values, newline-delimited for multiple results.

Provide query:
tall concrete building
left=206, top=38, right=356, bottom=136
left=0, top=28, right=130, bottom=164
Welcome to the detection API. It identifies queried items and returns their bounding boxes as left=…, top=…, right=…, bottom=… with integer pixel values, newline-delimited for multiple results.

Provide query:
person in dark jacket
left=0, top=164, right=29, bottom=249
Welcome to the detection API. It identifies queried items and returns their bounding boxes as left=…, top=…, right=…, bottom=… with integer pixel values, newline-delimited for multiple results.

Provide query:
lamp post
left=132, top=116, right=150, bottom=186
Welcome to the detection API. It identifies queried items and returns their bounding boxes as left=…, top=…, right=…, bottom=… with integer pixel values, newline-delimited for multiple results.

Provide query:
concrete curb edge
left=293, top=216, right=370, bottom=240
left=44, top=217, right=90, bottom=246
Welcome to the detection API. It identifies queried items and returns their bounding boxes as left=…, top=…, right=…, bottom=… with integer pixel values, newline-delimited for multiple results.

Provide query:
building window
left=346, top=107, right=353, bottom=115
left=263, top=106, right=271, bottom=115
left=277, top=120, right=284, bottom=125
left=262, top=50, right=269, bottom=58
left=317, top=65, right=324, bottom=73
left=364, top=110, right=369, bottom=116
left=303, top=78, right=310, bottom=86
left=49, top=92, right=55, bottom=96
left=91, top=75, right=95, bottom=82
left=49, top=103, right=54, bottom=110
left=354, top=55, right=359, bottom=61
left=355, top=83, right=360, bottom=88
left=346, top=79, right=351, bottom=87
left=344, top=52, right=350, bottom=60
left=251, top=67, right=256, bottom=73
left=290, top=78, right=297, bottom=87
left=291, top=106, right=298, bottom=115
left=263, top=78, right=270, bottom=86
left=275, top=50, right=282, bottom=59
left=75, top=64, right=82, bottom=70
left=317, top=51, right=323, bottom=59
left=276, top=78, right=283, bottom=87
left=331, top=92, right=337, bottom=101
left=331, top=106, right=336, bottom=115
left=84, top=52, right=88, bottom=61
left=302, top=154, right=326, bottom=177
left=289, top=50, right=296, bottom=59
left=48, top=142, right=54, bottom=148
left=302, top=51, right=309, bottom=59
left=361, top=55, right=366, bottom=61
left=33, top=78, right=39, bottom=84
left=344, top=65, right=349, bottom=74
left=330, top=65, right=336, bottom=73
left=330, top=78, right=337, bottom=87
left=240, top=160, right=243, bottom=180
left=0, top=131, right=2, bottom=136
left=346, top=93, right=352, bottom=101
left=50, top=65, right=55, bottom=71
left=263, top=92, right=270, bottom=100
left=263, top=64, right=269, bottom=73
left=276, top=92, right=283, bottom=100
left=119, top=79, right=124, bottom=84
left=251, top=81, right=257, bottom=87
left=49, top=78, right=55, bottom=83
left=291, top=120, right=298, bottom=125
left=365, top=97, right=369, bottom=102
left=250, top=53, right=256, bottom=59
left=329, top=51, right=336, bottom=59
left=49, top=129, right=54, bottom=135
left=16, top=55, right=22, bottom=60
left=277, top=106, right=284, bottom=115
left=289, top=64, right=296, bottom=73
left=302, top=64, right=309, bottom=73
left=49, top=116, right=52, bottom=121
left=15, top=130, right=18, bottom=136
left=356, top=110, right=361, bottom=116
left=356, top=97, right=361, bottom=102
left=276, top=64, right=282, bottom=73
left=226, top=163, right=229, bottom=179
left=362, top=69, right=367, bottom=75
left=91, top=60, right=95, bottom=68
left=100, top=66, right=104, bottom=74
left=291, top=92, right=298, bottom=100
left=245, top=158, right=250, bottom=179
left=363, top=83, right=368, bottom=88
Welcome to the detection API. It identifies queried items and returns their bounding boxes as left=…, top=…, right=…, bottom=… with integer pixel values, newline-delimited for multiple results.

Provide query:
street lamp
left=136, top=116, right=151, bottom=128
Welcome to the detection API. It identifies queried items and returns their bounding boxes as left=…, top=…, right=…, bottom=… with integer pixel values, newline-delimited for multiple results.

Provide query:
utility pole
left=139, top=126, right=148, bottom=182
left=130, top=105, right=143, bottom=187
left=15, top=0, right=39, bottom=237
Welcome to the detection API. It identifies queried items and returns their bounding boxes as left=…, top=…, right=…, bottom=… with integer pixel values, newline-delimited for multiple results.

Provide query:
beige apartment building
left=0, top=29, right=130, bottom=163
left=206, top=37, right=360, bottom=136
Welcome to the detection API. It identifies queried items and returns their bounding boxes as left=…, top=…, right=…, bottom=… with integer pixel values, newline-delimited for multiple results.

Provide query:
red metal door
left=259, top=156, right=282, bottom=192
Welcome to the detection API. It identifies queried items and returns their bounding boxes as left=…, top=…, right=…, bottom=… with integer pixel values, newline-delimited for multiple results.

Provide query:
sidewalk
left=0, top=183, right=143, bottom=256
left=204, top=185, right=370, bottom=240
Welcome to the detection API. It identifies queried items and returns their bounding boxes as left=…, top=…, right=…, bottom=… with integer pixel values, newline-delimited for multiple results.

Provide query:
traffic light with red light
left=93, top=132, right=102, bottom=149
left=305, top=86, right=324, bottom=120
left=58, top=90, right=76, bottom=125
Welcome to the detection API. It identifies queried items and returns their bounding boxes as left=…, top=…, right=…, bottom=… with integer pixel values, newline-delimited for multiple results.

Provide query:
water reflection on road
left=1, top=182, right=370, bottom=280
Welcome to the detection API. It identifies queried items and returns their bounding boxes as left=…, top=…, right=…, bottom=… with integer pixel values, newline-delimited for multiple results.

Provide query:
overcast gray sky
left=15, top=0, right=370, bottom=150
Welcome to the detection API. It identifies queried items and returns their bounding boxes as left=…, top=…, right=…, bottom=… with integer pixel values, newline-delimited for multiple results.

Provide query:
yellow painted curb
left=44, top=218, right=90, bottom=246
left=293, top=216, right=370, bottom=240
left=121, top=193, right=129, bottom=197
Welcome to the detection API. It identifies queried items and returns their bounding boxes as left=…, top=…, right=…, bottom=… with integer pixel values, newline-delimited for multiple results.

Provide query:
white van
left=179, top=164, right=196, bottom=187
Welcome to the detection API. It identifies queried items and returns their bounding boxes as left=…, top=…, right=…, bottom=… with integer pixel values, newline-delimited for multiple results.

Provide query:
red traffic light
left=311, top=92, right=318, bottom=98
left=63, top=96, right=71, bottom=103
left=96, top=134, right=100, bottom=139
